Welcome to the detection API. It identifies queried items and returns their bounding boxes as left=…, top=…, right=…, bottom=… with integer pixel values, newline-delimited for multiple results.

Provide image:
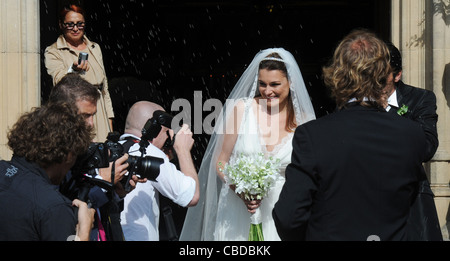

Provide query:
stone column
left=0, top=0, right=41, bottom=159
left=392, top=0, right=429, bottom=88
left=430, top=0, right=450, bottom=241
left=392, top=0, right=450, bottom=240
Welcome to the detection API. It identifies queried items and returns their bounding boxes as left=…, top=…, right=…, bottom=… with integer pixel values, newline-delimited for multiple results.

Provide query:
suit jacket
left=392, top=81, right=442, bottom=241
left=273, top=104, right=427, bottom=241
left=393, top=81, right=438, bottom=161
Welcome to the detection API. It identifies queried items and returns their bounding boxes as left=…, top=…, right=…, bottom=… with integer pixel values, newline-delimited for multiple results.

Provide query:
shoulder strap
left=121, top=137, right=140, bottom=153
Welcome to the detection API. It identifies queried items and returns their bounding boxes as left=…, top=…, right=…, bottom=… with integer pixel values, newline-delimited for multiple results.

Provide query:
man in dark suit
left=385, top=43, right=442, bottom=241
left=385, top=42, right=438, bottom=161
left=273, top=29, right=428, bottom=241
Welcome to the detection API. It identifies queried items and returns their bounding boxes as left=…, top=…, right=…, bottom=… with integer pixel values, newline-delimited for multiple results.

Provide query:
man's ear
left=394, top=71, right=402, bottom=83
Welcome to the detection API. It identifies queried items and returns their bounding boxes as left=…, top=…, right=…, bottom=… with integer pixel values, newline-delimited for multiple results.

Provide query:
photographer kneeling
left=119, top=101, right=200, bottom=241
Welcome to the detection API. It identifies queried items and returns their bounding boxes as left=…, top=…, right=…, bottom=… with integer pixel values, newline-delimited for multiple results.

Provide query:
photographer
left=48, top=74, right=130, bottom=190
left=120, top=101, right=200, bottom=241
left=0, top=103, right=95, bottom=241
left=48, top=73, right=134, bottom=241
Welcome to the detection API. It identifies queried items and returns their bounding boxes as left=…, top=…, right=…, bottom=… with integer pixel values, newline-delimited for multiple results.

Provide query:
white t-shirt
left=119, top=134, right=195, bottom=241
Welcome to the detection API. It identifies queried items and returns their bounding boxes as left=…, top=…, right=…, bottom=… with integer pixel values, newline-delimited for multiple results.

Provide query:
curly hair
left=323, top=29, right=392, bottom=109
left=7, top=102, right=94, bottom=169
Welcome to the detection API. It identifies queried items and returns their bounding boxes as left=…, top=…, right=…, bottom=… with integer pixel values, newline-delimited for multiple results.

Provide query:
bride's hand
left=229, top=185, right=262, bottom=214
left=243, top=198, right=262, bottom=214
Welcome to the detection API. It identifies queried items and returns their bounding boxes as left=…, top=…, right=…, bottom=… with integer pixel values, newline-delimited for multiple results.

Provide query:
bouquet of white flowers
left=219, top=152, right=281, bottom=241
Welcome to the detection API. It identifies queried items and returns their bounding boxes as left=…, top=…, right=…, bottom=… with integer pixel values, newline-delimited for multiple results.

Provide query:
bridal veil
left=179, top=48, right=316, bottom=240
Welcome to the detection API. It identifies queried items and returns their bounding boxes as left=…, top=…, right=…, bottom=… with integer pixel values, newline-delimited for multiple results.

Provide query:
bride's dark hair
left=259, top=53, right=296, bottom=132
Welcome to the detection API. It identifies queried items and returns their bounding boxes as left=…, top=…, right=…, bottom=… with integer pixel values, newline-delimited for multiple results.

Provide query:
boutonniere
left=397, top=104, right=409, bottom=116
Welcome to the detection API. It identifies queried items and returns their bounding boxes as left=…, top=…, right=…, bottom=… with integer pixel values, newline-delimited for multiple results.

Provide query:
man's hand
left=173, top=124, right=194, bottom=154
left=72, top=199, right=95, bottom=241
left=170, top=124, right=200, bottom=206
left=115, top=175, right=147, bottom=198
left=98, top=154, right=129, bottom=184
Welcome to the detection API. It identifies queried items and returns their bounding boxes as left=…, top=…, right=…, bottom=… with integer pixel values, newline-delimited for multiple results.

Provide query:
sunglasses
left=63, top=22, right=85, bottom=30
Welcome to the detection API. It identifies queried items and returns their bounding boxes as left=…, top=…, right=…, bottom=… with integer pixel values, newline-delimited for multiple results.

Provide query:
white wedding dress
left=213, top=100, right=294, bottom=241
left=179, top=48, right=315, bottom=242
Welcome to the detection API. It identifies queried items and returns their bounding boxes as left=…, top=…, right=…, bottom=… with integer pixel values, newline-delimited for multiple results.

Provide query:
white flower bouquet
left=219, top=152, right=281, bottom=241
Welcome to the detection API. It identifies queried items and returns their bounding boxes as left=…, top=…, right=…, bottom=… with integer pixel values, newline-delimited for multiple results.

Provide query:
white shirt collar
left=119, top=133, right=161, bottom=153
left=347, top=97, right=370, bottom=103
left=386, top=90, right=399, bottom=112
left=347, top=96, right=396, bottom=112
left=119, top=133, right=140, bottom=141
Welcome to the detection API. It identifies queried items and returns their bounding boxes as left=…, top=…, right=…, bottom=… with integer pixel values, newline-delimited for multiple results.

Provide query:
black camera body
left=71, top=132, right=163, bottom=182
left=141, top=110, right=175, bottom=143
left=65, top=134, right=164, bottom=202
left=63, top=110, right=175, bottom=201
left=73, top=141, right=110, bottom=173
left=107, top=132, right=163, bottom=187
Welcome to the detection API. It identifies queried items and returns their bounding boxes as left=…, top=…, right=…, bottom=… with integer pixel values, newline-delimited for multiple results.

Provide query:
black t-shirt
left=0, top=156, right=76, bottom=241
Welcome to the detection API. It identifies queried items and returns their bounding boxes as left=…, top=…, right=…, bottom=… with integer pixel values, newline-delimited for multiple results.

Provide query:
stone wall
left=392, top=0, right=450, bottom=239
left=0, top=0, right=40, bottom=159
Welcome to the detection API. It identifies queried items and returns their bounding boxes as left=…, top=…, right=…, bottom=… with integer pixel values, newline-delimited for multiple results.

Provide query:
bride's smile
left=258, top=68, right=290, bottom=110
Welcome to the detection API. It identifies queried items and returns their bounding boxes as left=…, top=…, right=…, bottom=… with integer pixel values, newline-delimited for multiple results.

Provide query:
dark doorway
left=40, top=0, right=391, bottom=167
left=40, top=0, right=391, bottom=240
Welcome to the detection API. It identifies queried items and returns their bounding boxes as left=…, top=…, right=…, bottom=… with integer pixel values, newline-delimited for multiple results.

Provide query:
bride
left=180, top=48, right=316, bottom=241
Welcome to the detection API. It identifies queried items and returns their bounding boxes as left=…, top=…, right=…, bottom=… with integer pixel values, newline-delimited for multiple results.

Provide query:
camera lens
left=127, top=155, right=164, bottom=181
left=158, top=116, right=166, bottom=125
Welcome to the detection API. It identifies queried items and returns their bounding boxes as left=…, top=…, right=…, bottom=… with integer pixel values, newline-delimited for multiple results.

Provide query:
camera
left=107, top=132, right=163, bottom=191
left=62, top=110, right=175, bottom=201
left=64, top=132, right=164, bottom=201
left=141, top=110, right=175, bottom=142
left=141, top=110, right=177, bottom=156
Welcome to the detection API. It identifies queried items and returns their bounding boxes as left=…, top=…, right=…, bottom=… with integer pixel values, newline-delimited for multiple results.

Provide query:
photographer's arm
left=94, top=154, right=134, bottom=202
left=98, top=154, right=129, bottom=184
left=115, top=175, right=145, bottom=198
left=72, top=199, right=95, bottom=241
left=172, top=124, right=200, bottom=207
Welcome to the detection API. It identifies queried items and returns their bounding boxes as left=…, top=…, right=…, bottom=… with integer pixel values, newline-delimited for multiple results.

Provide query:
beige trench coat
left=45, top=35, right=115, bottom=142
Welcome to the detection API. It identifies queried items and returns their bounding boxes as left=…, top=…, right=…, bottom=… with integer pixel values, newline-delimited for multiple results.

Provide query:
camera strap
left=121, top=137, right=140, bottom=154
left=110, top=160, right=115, bottom=195
left=162, top=205, right=179, bottom=241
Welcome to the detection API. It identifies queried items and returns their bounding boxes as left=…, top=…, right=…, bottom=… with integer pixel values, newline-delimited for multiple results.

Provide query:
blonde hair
left=323, top=29, right=391, bottom=109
